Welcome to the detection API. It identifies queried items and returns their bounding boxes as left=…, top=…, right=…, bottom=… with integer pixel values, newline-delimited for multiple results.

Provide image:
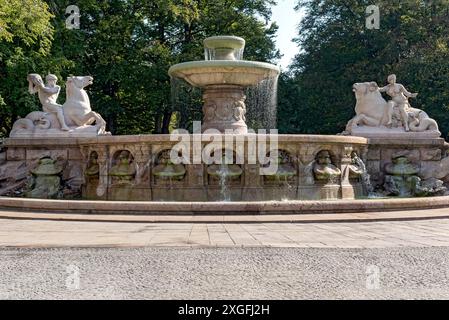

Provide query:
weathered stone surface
left=2, top=134, right=449, bottom=202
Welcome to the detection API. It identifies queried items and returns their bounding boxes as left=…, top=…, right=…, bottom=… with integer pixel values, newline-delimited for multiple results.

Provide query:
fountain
left=1, top=35, right=449, bottom=216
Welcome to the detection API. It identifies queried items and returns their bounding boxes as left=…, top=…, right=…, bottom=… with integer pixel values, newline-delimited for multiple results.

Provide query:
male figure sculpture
left=28, top=74, right=70, bottom=131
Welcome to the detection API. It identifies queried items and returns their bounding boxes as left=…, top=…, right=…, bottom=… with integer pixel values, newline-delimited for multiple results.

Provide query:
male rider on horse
left=28, top=74, right=71, bottom=131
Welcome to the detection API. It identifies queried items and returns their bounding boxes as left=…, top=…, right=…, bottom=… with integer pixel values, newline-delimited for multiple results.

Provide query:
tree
left=0, top=0, right=55, bottom=137
left=279, top=0, right=449, bottom=136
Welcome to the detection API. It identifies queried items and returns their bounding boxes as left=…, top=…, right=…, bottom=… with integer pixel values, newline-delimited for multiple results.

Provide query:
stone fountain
left=168, top=36, right=279, bottom=133
left=0, top=35, right=449, bottom=207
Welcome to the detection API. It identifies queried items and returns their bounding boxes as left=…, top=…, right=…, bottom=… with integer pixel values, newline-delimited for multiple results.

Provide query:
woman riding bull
left=379, top=74, right=418, bottom=132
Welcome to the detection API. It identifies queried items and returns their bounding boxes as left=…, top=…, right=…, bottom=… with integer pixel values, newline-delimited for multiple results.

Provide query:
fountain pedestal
left=202, top=85, right=247, bottom=133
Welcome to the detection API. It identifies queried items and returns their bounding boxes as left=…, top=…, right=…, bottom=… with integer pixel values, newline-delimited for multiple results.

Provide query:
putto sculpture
left=10, top=74, right=108, bottom=137
left=344, top=74, right=440, bottom=138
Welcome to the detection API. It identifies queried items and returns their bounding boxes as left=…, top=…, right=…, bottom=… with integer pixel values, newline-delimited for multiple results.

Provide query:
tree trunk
left=161, top=111, right=172, bottom=134
left=153, top=112, right=162, bottom=134
left=107, top=114, right=115, bottom=135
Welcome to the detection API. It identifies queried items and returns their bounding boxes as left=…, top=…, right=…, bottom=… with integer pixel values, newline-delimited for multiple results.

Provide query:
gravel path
left=1, top=247, right=449, bottom=299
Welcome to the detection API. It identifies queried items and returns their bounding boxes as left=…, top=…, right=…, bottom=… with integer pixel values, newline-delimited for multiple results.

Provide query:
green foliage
left=279, top=0, right=449, bottom=137
left=0, top=0, right=56, bottom=137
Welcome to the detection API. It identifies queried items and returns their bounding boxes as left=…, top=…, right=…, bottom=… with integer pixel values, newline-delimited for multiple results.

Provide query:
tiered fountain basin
left=168, top=60, right=280, bottom=87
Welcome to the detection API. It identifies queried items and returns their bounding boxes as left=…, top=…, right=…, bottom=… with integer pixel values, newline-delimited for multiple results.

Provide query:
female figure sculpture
left=27, top=74, right=70, bottom=131
left=380, top=74, right=418, bottom=132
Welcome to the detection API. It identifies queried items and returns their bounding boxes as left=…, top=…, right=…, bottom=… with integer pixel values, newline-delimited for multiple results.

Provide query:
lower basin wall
left=2, top=135, right=448, bottom=203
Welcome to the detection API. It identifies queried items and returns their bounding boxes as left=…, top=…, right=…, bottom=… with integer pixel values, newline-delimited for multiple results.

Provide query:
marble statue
left=10, top=74, right=108, bottom=137
left=25, top=157, right=63, bottom=198
left=109, top=151, right=136, bottom=184
left=313, top=150, right=341, bottom=182
left=27, top=74, right=70, bottom=131
left=379, top=74, right=418, bottom=131
left=232, top=97, right=246, bottom=122
left=343, top=75, right=440, bottom=137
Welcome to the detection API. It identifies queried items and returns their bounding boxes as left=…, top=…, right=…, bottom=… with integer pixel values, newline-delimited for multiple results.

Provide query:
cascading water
left=204, top=47, right=244, bottom=61
left=280, top=176, right=295, bottom=201
left=245, top=76, right=279, bottom=131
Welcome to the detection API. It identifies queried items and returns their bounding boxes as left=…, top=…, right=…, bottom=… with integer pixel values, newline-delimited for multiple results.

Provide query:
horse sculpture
left=10, top=75, right=108, bottom=137
left=63, top=76, right=106, bottom=134
left=344, top=82, right=439, bottom=135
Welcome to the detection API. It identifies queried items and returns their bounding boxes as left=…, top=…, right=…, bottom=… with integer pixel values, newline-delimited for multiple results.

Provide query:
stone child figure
left=27, top=73, right=70, bottom=131
left=379, top=74, right=418, bottom=132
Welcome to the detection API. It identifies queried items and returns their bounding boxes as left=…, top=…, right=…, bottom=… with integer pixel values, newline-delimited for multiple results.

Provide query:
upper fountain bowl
left=169, top=35, right=279, bottom=88
left=204, top=36, right=246, bottom=60
left=168, top=60, right=280, bottom=88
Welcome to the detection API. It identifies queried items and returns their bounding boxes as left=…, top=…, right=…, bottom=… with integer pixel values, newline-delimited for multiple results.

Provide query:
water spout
left=353, top=155, right=374, bottom=196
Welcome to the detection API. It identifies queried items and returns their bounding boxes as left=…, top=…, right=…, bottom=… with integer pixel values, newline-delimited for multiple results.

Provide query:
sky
left=270, top=0, right=306, bottom=70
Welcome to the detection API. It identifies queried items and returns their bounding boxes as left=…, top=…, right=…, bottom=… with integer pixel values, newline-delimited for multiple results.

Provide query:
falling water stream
left=245, top=76, right=279, bottom=131
left=218, top=163, right=231, bottom=202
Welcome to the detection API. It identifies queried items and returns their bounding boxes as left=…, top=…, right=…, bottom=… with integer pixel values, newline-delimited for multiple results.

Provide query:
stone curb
left=0, top=210, right=449, bottom=223
left=1, top=196, right=449, bottom=215
left=0, top=196, right=449, bottom=223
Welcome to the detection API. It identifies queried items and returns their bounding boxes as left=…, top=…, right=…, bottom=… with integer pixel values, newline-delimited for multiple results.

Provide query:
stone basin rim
left=203, top=36, right=246, bottom=49
left=4, top=134, right=369, bottom=146
left=168, top=60, right=280, bottom=78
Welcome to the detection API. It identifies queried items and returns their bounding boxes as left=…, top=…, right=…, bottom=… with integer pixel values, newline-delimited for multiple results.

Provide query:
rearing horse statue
left=63, top=76, right=107, bottom=134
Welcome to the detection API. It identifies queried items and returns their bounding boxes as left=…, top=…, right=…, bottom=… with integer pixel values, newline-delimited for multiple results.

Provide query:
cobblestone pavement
left=1, top=218, right=449, bottom=248
left=1, top=247, right=449, bottom=299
